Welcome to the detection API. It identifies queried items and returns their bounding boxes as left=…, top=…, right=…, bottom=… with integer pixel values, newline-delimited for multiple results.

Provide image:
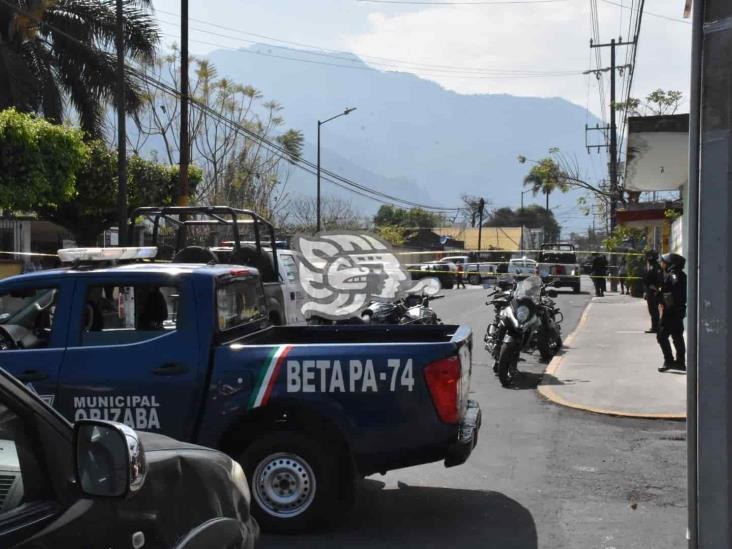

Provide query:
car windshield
left=514, top=275, right=542, bottom=300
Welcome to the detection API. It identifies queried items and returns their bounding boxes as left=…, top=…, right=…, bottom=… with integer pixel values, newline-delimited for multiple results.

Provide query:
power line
left=617, top=0, right=646, bottom=163
left=156, top=9, right=581, bottom=77
left=0, top=0, right=460, bottom=213
left=135, top=68, right=461, bottom=211
left=157, top=27, right=583, bottom=80
left=354, top=0, right=567, bottom=4
left=598, top=0, right=690, bottom=24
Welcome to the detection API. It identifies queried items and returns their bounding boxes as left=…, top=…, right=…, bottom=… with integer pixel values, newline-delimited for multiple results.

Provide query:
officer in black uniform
left=590, top=253, right=608, bottom=297
left=657, top=253, right=687, bottom=372
left=643, top=250, right=664, bottom=333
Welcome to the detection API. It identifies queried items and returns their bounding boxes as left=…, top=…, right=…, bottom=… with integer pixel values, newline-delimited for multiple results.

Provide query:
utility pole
left=178, top=0, right=190, bottom=206
left=692, top=1, right=732, bottom=547
left=587, top=37, right=634, bottom=232
left=115, top=0, right=127, bottom=246
left=477, top=198, right=485, bottom=251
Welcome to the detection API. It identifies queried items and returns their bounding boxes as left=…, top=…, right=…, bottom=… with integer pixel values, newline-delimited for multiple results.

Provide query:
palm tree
left=522, top=157, right=569, bottom=212
left=0, top=0, right=159, bottom=136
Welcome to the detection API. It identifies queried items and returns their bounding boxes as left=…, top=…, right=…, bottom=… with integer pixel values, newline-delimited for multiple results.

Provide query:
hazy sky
left=152, top=0, right=692, bottom=117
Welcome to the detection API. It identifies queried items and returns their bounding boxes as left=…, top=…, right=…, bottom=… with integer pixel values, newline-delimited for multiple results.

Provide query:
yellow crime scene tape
left=393, top=248, right=646, bottom=257
left=403, top=268, right=642, bottom=280
left=0, top=249, right=647, bottom=281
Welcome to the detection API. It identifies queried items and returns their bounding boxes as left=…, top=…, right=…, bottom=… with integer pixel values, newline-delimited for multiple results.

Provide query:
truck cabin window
left=80, top=285, right=179, bottom=346
left=278, top=253, right=298, bottom=283
left=0, top=288, right=58, bottom=350
left=217, top=277, right=267, bottom=331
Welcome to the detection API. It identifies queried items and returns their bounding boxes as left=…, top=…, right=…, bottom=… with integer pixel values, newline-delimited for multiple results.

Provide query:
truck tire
left=573, top=281, right=581, bottom=293
left=468, top=273, right=481, bottom=285
left=241, top=432, right=340, bottom=533
left=497, top=342, right=519, bottom=388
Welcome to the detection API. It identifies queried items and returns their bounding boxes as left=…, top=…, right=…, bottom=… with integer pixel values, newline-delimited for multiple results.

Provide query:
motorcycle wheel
left=497, top=342, right=519, bottom=387
left=538, top=330, right=562, bottom=361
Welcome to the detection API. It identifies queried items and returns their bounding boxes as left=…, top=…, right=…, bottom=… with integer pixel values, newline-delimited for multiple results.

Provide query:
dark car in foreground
left=0, top=368, right=258, bottom=549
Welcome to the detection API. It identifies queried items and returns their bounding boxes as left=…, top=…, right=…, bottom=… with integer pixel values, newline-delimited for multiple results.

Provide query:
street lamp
left=520, top=189, right=533, bottom=211
left=317, top=107, right=357, bottom=232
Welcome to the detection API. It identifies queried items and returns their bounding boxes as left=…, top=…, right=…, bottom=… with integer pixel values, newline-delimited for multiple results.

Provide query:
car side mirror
left=75, top=420, right=147, bottom=497
left=546, top=288, right=558, bottom=298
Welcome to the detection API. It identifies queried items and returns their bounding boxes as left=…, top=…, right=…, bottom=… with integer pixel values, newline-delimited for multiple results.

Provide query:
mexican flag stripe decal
left=250, top=345, right=293, bottom=409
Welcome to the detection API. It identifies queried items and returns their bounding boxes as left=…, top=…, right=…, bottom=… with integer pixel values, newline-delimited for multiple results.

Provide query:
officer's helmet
left=661, top=253, right=686, bottom=270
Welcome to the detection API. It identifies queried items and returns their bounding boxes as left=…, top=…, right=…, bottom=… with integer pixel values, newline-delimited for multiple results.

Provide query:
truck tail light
left=423, top=356, right=461, bottom=424
left=555, top=265, right=565, bottom=275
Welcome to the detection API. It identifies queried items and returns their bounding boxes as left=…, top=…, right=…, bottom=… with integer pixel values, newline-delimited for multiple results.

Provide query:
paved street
left=262, top=279, right=687, bottom=549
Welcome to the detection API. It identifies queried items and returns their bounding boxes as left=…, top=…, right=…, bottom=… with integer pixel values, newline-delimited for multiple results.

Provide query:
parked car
left=0, top=367, right=258, bottom=548
left=536, top=243, right=581, bottom=293
left=0, top=247, right=481, bottom=533
left=437, top=256, right=502, bottom=284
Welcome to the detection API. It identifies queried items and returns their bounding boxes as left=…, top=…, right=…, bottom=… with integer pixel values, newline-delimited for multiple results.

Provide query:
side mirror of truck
left=75, top=420, right=147, bottom=498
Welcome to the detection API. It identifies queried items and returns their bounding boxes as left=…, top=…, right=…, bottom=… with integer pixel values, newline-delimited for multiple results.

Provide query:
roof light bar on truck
left=57, top=247, right=158, bottom=263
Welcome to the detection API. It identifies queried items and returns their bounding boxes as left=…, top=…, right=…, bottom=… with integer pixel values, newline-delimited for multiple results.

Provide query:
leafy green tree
left=375, top=225, right=408, bottom=247
left=615, top=89, right=684, bottom=117
left=0, top=108, right=87, bottom=210
left=38, top=140, right=201, bottom=245
left=0, top=0, right=159, bottom=136
left=373, top=205, right=444, bottom=228
left=485, top=205, right=560, bottom=242
left=134, top=53, right=300, bottom=219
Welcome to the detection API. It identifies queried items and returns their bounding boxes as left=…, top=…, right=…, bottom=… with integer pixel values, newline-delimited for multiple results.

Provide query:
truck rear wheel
left=241, top=432, right=340, bottom=533
left=468, top=273, right=481, bottom=285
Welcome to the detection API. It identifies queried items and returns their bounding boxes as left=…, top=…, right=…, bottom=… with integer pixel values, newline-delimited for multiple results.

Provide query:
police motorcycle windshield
left=514, top=275, right=542, bottom=301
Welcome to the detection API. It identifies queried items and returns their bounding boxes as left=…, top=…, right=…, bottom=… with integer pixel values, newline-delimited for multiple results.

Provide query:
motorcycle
left=362, top=293, right=444, bottom=325
left=491, top=275, right=563, bottom=387
left=484, top=275, right=516, bottom=362
left=309, top=293, right=444, bottom=326
left=536, top=286, right=564, bottom=361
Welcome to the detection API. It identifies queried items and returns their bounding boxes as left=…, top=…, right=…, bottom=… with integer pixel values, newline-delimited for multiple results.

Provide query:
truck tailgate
left=200, top=324, right=473, bottom=472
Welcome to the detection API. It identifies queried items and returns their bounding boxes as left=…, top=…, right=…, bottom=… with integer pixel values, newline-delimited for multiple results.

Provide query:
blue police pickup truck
left=0, top=249, right=481, bottom=532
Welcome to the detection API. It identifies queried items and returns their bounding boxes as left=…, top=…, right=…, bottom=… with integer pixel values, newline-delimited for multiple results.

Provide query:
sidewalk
left=539, top=293, right=687, bottom=419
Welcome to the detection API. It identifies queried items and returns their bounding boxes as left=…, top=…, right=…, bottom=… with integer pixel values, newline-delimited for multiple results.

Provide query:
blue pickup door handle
left=152, top=363, right=189, bottom=376
left=17, top=370, right=49, bottom=383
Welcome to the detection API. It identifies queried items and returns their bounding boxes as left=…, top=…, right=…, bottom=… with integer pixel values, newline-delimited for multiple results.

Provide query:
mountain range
left=201, top=44, right=602, bottom=234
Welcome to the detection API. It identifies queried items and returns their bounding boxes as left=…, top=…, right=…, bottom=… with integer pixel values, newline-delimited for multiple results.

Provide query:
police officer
left=657, top=253, right=687, bottom=372
left=590, top=253, right=608, bottom=297
left=643, top=250, right=663, bottom=333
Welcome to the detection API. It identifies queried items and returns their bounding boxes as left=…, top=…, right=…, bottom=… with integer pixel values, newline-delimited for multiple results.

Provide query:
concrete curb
left=537, top=301, right=687, bottom=421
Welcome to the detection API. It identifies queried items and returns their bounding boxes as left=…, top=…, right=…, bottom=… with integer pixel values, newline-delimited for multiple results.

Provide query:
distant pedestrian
left=618, top=258, right=628, bottom=295
left=590, top=253, right=608, bottom=297
left=456, top=263, right=466, bottom=289
left=657, top=253, right=687, bottom=372
left=643, top=250, right=664, bottom=333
